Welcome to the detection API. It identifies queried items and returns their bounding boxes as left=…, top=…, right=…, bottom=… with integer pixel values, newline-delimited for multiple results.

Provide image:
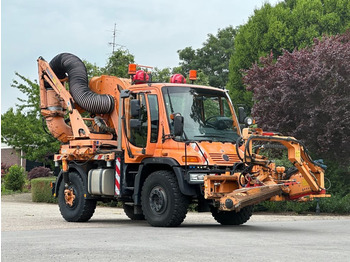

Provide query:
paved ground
left=1, top=193, right=350, bottom=261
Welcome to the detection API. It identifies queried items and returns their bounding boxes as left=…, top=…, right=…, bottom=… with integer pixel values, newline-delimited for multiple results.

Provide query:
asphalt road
left=1, top=194, right=350, bottom=262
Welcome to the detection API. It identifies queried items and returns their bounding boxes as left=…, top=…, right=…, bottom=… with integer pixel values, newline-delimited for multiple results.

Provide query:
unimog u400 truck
left=38, top=53, right=329, bottom=227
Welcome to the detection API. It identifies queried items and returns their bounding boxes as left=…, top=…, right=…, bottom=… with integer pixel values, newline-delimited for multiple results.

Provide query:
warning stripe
left=94, top=154, right=105, bottom=160
left=115, top=157, right=121, bottom=195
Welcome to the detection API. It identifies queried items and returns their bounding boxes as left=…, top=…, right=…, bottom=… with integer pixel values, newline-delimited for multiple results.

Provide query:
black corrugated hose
left=49, top=53, right=115, bottom=114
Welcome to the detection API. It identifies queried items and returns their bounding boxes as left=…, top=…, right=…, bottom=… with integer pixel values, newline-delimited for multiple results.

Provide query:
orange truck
left=38, top=53, right=329, bottom=227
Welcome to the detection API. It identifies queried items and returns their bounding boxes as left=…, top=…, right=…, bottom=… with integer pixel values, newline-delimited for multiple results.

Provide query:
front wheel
left=58, top=172, right=96, bottom=222
left=141, top=170, right=189, bottom=227
left=211, top=205, right=253, bottom=225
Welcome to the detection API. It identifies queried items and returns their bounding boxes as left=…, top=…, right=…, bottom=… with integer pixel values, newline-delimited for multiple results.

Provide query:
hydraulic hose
left=49, top=53, right=115, bottom=114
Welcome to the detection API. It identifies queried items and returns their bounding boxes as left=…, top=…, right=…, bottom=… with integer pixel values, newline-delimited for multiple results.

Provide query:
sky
left=1, top=0, right=281, bottom=113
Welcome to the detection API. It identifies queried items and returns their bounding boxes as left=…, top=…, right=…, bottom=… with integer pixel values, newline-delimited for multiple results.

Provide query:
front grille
left=209, top=153, right=239, bottom=165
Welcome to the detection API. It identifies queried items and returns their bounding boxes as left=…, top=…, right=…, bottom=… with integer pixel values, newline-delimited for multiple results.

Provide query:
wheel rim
left=64, top=187, right=76, bottom=208
left=149, top=186, right=167, bottom=214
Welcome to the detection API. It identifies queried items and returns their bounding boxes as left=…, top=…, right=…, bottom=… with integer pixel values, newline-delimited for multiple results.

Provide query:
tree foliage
left=228, top=0, right=350, bottom=107
left=178, top=26, right=237, bottom=88
left=243, top=32, right=350, bottom=164
left=1, top=74, right=60, bottom=164
left=84, top=48, right=135, bottom=79
left=102, top=49, right=135, bottom=78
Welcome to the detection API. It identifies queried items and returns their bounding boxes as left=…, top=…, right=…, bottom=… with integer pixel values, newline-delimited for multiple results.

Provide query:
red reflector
left=262, top=132, right=276, bottom=136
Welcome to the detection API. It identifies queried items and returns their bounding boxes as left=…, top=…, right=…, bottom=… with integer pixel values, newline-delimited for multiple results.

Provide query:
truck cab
left=117, top=83, right=245, bottom=225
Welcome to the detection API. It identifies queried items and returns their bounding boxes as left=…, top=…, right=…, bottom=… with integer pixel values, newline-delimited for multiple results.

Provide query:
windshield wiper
left=192, top=135, right=213, bottom=142
left=194, top=135, right=235, bottom=143
left=166, top=88, right=175, bottom=114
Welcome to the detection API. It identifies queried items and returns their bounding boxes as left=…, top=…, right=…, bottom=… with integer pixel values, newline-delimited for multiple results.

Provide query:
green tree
left=228, top=0, right=350, bottom=108
left=152, top=67, right=172, bottom=83
left=83, top=60, right=103, bottom=79
left=102, top=49, right=135, bottom=78
left=1, top=74, right=60, bottom=164
left=178, top=26, right=237, bottom=88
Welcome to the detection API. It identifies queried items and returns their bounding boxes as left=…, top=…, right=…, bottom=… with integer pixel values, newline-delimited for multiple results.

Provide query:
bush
left=31, top=177, right=57, bottom=203
left=256, top=194, right=350, bottom=215
left=27, top=166, right=51, bottom=181
left=320, top=194, right=350, bottom=214
left=1, top=183, right=14, bottom=195
left=4, top=165, right=26, bottom=191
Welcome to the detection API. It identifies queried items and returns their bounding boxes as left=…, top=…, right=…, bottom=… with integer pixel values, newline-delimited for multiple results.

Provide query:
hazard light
left=170, top=74, right=186, bottom=83
left=189, top=70, right=197, bottom=81
left=133, top=70, right=149, bottom=84
left=128, top=64, right=137, bottom=75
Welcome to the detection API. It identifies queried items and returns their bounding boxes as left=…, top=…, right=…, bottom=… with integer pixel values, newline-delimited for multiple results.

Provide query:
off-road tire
left=141, top=170, right=189, bottom=227
left=211, top=205, right=253, bottom=225
left=123, top=203, right=145, bottom=220
left=58, top=172, right=96, bottom=222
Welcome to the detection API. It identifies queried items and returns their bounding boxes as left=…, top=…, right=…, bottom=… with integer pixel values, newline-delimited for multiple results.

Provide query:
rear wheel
left=58, top=172, right=96, bottom=222
left=123, top=203, right=145, bottom=220
left=141, top=170, right=189, bottom=227
left=211, top=205, right=253, bottom=225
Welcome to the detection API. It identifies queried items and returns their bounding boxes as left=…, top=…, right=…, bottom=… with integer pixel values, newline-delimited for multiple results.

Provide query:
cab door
left=124, top=91, right=160, bottom=163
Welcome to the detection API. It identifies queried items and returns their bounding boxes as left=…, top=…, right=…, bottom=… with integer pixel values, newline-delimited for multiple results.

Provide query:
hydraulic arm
left=204, top=128, right=329, bottom=211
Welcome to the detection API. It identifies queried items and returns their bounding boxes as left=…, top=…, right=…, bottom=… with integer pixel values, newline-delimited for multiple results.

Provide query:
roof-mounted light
left=189, top=70, right=197, bottom=81
left=170, top=74, right=186, bottom=84
left=133, top=70, right=150, bottom=84
left=128, top=64, right=137, bottom=75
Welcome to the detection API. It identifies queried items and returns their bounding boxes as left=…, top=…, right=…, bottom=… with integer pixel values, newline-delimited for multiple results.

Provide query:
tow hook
left=64, top=188, right=75, bottom=207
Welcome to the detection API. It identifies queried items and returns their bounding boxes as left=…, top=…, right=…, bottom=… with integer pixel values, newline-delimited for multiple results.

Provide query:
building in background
left=1, top=143, right=42, bottom=171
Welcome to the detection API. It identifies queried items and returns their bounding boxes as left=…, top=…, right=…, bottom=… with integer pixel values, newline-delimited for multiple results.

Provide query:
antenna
left=109, top=23, right=117, bottom=53
left=108, top=23, right=125, bottom=54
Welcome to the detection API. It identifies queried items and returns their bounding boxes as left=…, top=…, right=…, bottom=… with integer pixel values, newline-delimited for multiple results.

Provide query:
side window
left=148, top=94, right=159, bottom=143
left=129, top=94, right=148, bottom=148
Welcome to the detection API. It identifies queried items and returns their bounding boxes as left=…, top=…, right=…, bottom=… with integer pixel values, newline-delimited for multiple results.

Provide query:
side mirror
left=238, top=107, right=247, bottom=124
left=238, top=106, right=254, bottom=127
left=130, top=119, right=141, bottom=129
left=130, top=99, right=140, bottom=118
left=173, top=113, right=184, bottom=136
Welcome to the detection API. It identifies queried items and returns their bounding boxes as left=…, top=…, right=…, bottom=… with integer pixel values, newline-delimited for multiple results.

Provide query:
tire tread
left=211, top=205, right=253, bottom=225
left=141, top=170, right=189, bottom=227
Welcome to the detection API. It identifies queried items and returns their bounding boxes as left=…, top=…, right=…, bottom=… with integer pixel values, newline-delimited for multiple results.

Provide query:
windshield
left=162, top=86, right=240, bottom=143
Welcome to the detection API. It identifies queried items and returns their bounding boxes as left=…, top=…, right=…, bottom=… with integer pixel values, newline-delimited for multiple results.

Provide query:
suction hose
left=49, top=53, right=115, bottom=114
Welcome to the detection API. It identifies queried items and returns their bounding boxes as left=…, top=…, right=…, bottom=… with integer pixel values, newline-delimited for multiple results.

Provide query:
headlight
left=244, top=117, right=254, bottom=126
left=189, top=173, right=205, bottom=183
